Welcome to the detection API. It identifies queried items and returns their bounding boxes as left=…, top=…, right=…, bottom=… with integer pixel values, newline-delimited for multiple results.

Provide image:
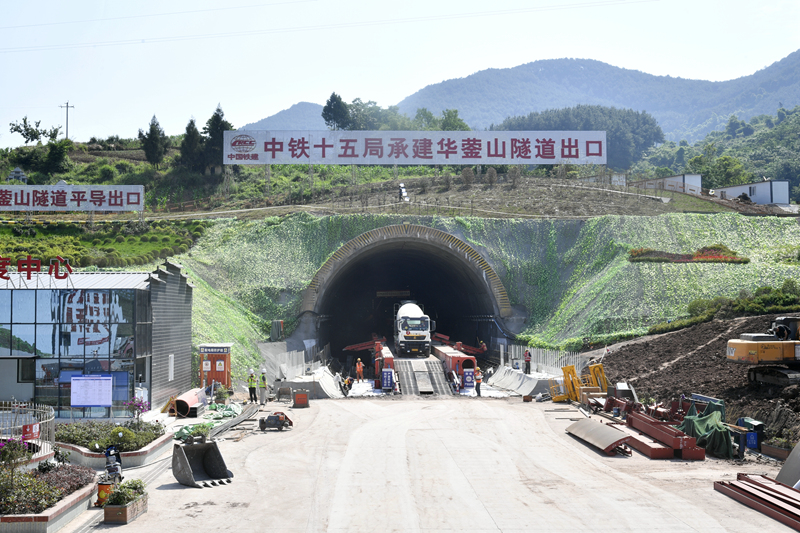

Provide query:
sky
left=1, top=0, right=799, bottom=149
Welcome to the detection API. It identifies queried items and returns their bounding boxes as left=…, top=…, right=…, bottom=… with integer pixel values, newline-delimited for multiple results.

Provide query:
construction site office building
left=0, top=260, right=193, bottom=418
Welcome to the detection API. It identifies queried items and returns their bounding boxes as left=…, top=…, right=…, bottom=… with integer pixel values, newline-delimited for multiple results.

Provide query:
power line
left=0, top=0, right=316, bottom=31
left=0, top=0, right=657, bottom=54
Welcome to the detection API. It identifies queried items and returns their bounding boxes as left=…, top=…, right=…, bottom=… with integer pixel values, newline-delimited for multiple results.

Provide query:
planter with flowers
left=103, top=479, right=148, bottom=524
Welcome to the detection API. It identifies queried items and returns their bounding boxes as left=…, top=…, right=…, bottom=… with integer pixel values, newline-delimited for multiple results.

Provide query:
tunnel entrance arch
left=300, top=224, right=512, bottom=355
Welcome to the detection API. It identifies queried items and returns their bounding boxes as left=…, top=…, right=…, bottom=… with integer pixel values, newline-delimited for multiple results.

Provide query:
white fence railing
left=506, top=344, right=587, bottom=377
left=0, top=401, right=56, bottom=464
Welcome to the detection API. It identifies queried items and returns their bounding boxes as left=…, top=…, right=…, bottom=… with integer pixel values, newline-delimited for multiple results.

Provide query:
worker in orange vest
left=475, top=367, right=483, bottom=397
left=356, top=358, right=364, bottom=382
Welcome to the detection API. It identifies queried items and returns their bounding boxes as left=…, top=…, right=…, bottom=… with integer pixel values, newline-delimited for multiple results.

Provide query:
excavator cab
left=727, top=317, right=800, bottom=385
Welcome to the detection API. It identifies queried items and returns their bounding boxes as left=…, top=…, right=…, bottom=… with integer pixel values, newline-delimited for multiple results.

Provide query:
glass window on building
left=136, top=290, right=151, bottom=323
left=60, top=324, right=85, bottom=357
left=135, top=322, right=152, bottom=357
left=36, top=290, right=60, bottom=323
left=0, top=291, right=10, bottom=322
left=84, top=323, right=111, bottom=357
left=85, top=290, right=109, bottom=323
left=111, top=290, right=135, bottom=323
left=18, top=358, right=35, bottom=383
left=11, top=324, right=36, bottom=357
left=35, top=324, right=59, bottom=358
left=60, top=290, right=85, bottom=323
left=0, top=324, right=10, bottom=357
left=12, top=290, right=36, bottom=323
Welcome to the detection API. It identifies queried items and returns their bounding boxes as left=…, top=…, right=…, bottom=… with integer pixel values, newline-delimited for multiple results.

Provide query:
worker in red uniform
left=356, top=358, right=364, bottom=382
left=524, top=349, right=531, bottom=375
left=475, top=367, right=483, bottom=397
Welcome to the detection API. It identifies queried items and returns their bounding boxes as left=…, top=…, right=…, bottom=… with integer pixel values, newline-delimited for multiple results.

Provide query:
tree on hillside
left=413, top=108, right=439, bottom=130
left=440, top=109, right=470, bottom=131
left=180, top=118, right=205, bottom=172
left=9, top=117, right=60, bottom=145
left=347, top=99, right=383, bottom=130
left=322, top=92, right=350, bottom=130
left=138, top=115, right=170, bottom=170
left=492, top=104, right=664, bottom=170
left=686, top=143, right=752, bottom=188
left=203, top=105, right=234, bottom=170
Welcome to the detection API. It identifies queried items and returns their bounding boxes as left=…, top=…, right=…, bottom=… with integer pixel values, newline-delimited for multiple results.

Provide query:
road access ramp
left=172, top=437, right=233, bottom=488
left=487, top=366, right=552, bottom=396
left=395, top=359, right=452, bottom=396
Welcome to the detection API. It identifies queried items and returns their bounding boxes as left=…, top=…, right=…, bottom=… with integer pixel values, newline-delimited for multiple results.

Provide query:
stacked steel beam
left=626, top=411, right=705, bottom=460
left=715, top=474, right=800, bottom=531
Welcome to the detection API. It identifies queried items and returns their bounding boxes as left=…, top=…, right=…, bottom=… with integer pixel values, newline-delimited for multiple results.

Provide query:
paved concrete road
left=67, top=397, right=790, bottom=532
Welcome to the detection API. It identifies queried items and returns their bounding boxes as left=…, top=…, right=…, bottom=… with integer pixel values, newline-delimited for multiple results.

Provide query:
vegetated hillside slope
left=241, top=102, right=326, bottom=131
left=180, top=212, right=800, bottom=350
left=396, top=52, right=800, bottom=142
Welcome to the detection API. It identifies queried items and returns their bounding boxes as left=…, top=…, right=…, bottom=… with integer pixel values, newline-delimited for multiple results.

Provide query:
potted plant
left=214, top=384, right=230, bottom=405
left=761, top=437, right=794, bottom=461
left=103, top=479, right=148, bottom=524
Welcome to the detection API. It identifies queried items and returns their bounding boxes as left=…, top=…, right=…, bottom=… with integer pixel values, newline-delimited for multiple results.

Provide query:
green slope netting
left=178, top=212, right=800, bottom=350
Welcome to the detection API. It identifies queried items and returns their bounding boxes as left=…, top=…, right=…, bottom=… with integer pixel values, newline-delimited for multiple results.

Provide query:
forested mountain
left=493, top=105, right=664, bottom=170
left=242, top=102, right=325, bottom=131
left=397, top=51, right=800, bottom=142
left=636, top=105, right=800, bottom=199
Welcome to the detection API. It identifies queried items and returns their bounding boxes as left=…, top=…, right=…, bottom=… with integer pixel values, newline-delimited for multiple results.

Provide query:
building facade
left=0, top=260, right=192, bottom=418
left=628, top=174, right=702, bottom=195
left=713, top=180, right=790, bottom=205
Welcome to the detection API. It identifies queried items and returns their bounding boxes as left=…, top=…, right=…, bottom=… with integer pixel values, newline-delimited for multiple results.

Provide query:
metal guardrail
left=507, top=344, right=587, bottom=376
left=0, top=401, right=56, bottom=462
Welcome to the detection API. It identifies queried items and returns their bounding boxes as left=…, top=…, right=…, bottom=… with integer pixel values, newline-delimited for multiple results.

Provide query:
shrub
left=115, top=235, right=125, bottom=243
left=486, top=167, right=497, bottom=187
left=107, top=479, right=146, bottom=506
left=461, top=167, right=474, bottom=187
left=161, top=236, right=171, bottom=243
left=192, top=231, right=202, bottom=240
left=35, top=464, right=95, bottom=495
left=0, top=470, right=62, bottom=515
left=92, top=239, right=101, bottom=246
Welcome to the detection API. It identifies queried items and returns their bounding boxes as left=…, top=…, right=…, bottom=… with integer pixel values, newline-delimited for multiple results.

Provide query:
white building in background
left=578, top=173, right=628, bottom=186
left=711, top=180, right=790, bottom=205
left=627, top=174, right=703, bottom=196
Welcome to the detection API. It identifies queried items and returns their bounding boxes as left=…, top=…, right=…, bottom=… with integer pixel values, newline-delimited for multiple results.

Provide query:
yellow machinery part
left=548, top=378, right=569, bottom=402
left=727, top=340, right=800, bottom=366
left=562, top=365, right=582, bottom=402
left=587, top=363, right=608, bottom=393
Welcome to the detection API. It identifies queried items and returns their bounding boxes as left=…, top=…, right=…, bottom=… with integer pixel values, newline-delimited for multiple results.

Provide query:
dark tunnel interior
left=316, top=242, right=497, bottom=358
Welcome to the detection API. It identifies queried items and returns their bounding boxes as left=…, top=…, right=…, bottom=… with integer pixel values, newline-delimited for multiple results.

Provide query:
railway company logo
left=230, top=135, right=256, bottom=153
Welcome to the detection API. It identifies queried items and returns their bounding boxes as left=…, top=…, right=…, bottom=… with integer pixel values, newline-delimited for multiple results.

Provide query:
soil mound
left=602, top=314, right=800, bottom=441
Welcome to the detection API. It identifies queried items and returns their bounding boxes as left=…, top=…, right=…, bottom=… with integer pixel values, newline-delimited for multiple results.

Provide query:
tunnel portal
left=300, top=225, right=512, bottom=356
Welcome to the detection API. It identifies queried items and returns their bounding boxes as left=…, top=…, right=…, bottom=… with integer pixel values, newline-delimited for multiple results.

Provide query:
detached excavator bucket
left=172, top=437, right=233, bottom=488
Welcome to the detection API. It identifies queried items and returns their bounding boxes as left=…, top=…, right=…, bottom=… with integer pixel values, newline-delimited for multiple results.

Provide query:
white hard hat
left=261, top=369, right=266, bottom=373
left=249, top=368, right=254, bottom=373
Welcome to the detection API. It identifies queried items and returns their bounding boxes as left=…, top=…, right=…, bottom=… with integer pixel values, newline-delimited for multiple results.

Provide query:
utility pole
left=59, top=101, right=74, bottom=140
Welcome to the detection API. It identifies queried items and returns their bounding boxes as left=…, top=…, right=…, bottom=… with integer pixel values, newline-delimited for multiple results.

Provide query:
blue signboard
left=381, top=368, right=394, bottom=390
left=463, top=369, right=475, bottom=389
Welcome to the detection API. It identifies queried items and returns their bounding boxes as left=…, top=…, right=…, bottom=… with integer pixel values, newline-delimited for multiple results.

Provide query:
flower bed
left=55, top=420, right=165, bottom=453
left=628, top=244, right=749, bottom=264
left=0, top=464, right=96, bottom=515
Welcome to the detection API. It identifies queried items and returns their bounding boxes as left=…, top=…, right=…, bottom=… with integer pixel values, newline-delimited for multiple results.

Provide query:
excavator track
left=748, top=366, right=800, bottom=387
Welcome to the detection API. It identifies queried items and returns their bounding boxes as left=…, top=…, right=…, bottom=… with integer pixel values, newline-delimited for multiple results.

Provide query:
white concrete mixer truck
left=394, top=301, right=435, bottom=357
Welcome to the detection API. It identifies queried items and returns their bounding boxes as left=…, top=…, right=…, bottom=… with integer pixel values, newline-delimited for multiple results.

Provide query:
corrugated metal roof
left=0, top=272, right=152, bottom=290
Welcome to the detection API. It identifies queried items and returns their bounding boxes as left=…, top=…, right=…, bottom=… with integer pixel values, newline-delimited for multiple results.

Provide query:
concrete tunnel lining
left=299, top=225, right=513, bottom=355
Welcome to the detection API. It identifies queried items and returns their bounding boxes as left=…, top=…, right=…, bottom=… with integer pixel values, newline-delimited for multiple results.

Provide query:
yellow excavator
left=726, top=317, right=800, bottom=385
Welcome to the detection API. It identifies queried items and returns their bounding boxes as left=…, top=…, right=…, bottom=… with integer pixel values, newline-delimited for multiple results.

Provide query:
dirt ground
left=602, top=314, right=800, bottom=441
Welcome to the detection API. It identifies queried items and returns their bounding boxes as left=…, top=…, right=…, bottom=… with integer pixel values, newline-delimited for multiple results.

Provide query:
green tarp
left=676, top=409, right=733, bottom=459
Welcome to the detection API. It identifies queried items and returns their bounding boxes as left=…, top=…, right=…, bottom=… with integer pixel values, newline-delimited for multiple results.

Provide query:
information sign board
left=224, top=130, right=606, bottom=166
left=202, top=360, right=211, bottom=372
left=71, top=375, right=113, bottom=407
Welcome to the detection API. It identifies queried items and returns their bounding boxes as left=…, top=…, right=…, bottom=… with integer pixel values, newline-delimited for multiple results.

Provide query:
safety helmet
left=261, top=369, right=266, bottom=373
left=249, top=368, right=254, bottom=373
left=357, top=358, right=361, bottom=362
left=476, top=367, right=480, bottom=371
